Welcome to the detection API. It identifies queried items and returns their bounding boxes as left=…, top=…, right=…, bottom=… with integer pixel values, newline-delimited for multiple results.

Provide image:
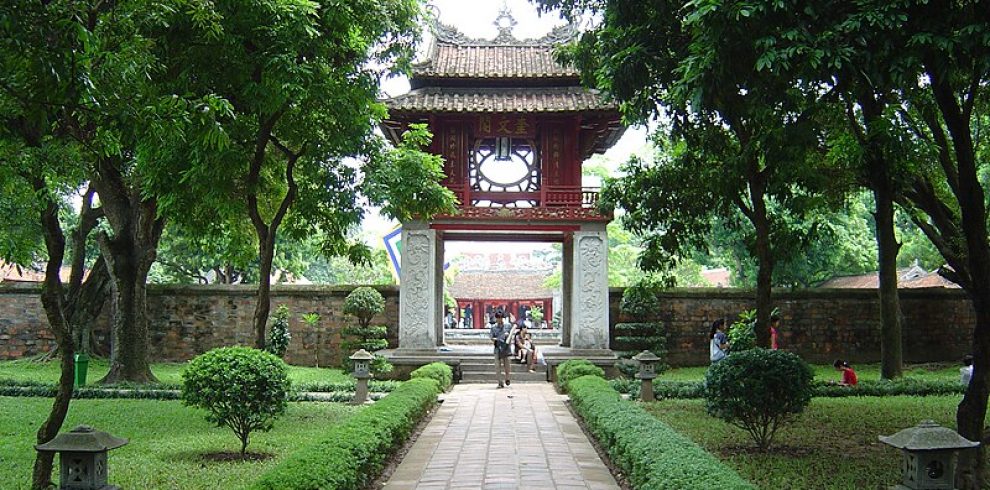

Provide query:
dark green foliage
left=250, top=378, right=442, bottom=490
left=556, top=359, right=605, bottom=392
left=343, top=287, right=386, bottom=329
left=181, top=347, right=291, bottom=454
left=610, top=377, right=969, bottom=400
left=409, top=362, right=454, bottom=391
left=267, top=305, right=292, bottom=358
left=705, top=349, right=814, bottom=450
left=619, top=282, right=661, bottom=320
left=727, top=309, right=758, bottom=353
left=568, top=375, right=754, bottom=489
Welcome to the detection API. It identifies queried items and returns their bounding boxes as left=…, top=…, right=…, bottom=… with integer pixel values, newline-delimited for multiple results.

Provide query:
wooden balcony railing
left=446, top=184, right=600, bottom=209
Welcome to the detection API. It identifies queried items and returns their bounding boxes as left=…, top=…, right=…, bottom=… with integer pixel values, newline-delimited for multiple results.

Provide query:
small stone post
left=878, top=419, right=979, bottom=489
left=35, top=425, right=128, bottom=490
left=350, top=349, right=374, bottom=405
left=633, top=350, right=660, bottom=402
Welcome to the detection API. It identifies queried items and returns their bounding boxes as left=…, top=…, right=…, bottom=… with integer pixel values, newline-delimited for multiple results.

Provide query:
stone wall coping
left=608, top=286, right=969, bottom=300
left=0, top=283, right=400, bottom=297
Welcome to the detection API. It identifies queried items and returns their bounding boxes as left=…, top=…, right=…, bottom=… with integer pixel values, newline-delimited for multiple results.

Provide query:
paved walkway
left=382, top=383, right=620, bottom=490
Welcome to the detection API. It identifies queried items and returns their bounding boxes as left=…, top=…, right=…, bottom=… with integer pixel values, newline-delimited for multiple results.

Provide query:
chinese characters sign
left=477, top=114, right=535, bottom=138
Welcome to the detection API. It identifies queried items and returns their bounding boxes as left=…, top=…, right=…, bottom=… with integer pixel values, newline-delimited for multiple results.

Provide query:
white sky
left=366, top=0, right=650, bottom=257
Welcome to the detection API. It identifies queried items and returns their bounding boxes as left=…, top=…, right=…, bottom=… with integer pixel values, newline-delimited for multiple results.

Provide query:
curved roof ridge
left=432, top=20, right=578, bottom=48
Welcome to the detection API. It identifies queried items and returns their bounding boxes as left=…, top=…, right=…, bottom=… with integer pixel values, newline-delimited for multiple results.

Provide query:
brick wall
left=0, top=284, right=399, bottom=367
left=610, top=287, right=975, bottom=365
left=1, top=284, right=975, bottom=366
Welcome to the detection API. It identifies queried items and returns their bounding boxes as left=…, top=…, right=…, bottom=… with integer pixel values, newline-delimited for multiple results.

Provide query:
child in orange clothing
left=832, top=359, right=858, bottom=386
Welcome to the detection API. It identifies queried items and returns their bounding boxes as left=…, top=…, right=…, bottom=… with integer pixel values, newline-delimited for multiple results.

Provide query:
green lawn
left=0, top=358, right=351, bottom=386
left=645, top=395, right=982, bottom=489
left=663, top=362, right=961, bottom=383
left=0, top=397, right=359, bottom=489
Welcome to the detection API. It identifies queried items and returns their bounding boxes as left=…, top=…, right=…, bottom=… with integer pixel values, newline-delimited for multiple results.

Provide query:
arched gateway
left=380, top=9, right=625, bottom=360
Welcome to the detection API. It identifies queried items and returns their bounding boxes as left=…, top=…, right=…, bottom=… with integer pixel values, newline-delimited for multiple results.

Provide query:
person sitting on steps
left=514, top=326, right=537, bottom=372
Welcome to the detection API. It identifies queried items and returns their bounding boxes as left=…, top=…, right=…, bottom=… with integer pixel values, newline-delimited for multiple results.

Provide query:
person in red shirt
left=832, top=359, right=858, bottom=386
left=769, top=314, right=780, bottom=350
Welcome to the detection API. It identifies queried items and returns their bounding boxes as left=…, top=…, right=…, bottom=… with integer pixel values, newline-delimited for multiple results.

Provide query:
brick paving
left=382, top=383, right=620, bottom=490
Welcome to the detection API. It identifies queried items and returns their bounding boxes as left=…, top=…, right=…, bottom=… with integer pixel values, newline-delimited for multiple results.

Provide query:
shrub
left=250, top=377, right=441, bottom=490
left=704, top=348, right=814, bottom=450
left=410, top=362, right=453, bottom=391
left=267, top=305, right=292, bottom=358
left=181, top=347, right=291, bottom=454
left=727, top=309, right=757, bottom=352
left=619, top=281, right=661, bottom=320
left=556, top=359, right=605, bottom=392
left=569, top=375, right=754, bottom=489
left=343, top=287, right=386, bottom=329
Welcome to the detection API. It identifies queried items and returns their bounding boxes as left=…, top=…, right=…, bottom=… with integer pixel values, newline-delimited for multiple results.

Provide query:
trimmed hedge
left=0, top=378, right=399, bottom=394
left=410, top=362, right=454, bottom=391
left=568, top=375, right=754, bottom=489
left=609, top=378, right=967, bottom=399
left=556, top=359, right=605, bottom=392
left=250, top=375, right=446, bottom=489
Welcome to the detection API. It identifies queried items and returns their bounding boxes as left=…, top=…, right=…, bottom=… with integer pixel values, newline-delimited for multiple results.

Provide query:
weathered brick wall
left=1, top=284, right=974, bottom=366
left=0, top=284, right=399, bottom=366
left=609, top=287, right=976, bottom=366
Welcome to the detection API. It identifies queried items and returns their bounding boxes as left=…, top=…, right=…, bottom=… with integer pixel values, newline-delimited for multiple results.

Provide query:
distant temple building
left=380, top=7, right=624, bottom=351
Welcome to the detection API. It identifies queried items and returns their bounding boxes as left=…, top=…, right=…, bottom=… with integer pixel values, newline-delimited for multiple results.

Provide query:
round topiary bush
left=704, top=348, right=814, bottom=451
left=266, top=304, right=291, bottom=358
left=343, top=286, right=386, bottom=329
left=181, top=347, right=291, bottom=454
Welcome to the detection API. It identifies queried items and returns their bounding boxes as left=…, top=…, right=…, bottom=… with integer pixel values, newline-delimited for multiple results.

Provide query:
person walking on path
left=710, top=318, right=729, bottom=363
left=490, top=310, right=516, bottom=388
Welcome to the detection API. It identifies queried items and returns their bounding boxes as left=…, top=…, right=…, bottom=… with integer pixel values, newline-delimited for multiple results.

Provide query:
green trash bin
left=74, top=352, right=90, bottom=388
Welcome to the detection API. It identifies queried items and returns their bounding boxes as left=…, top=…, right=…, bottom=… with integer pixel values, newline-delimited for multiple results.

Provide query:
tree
left=154, top=1, right=455, bottom=349
left=543, top=0, right=834, bottom=348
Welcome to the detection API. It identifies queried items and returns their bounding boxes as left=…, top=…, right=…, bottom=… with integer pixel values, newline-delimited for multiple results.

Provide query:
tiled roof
left=817, top=267, right=960, bottom=288
left=414, top=44, right=579, bottom=80
left=449, top=270, right=555, bottom=300
left=386, top=86, right=616, bottom=113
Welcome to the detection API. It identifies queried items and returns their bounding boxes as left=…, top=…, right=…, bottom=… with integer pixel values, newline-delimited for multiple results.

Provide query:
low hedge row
left=568, top=375, right=754, bottom=489
left=556, top=359, right=605, bottom=392
left=608, top=378, right=967, bottom=399
left=409, top=362, right=454, bottom=391
left=0, top=385, right=383, bottom=402
left=250, top=370, right=448, bottom=489
left=0, top=378, right=400, bottom=394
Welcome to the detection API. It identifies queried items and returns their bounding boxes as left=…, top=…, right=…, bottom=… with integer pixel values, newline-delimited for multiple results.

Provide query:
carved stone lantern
left=350, top=349, right=375, bottom=404
left=35, top=425, right=128, bottom=490
left=632, top=350, right=660, bottom=402
left=879, top=420, right=979, bottom=489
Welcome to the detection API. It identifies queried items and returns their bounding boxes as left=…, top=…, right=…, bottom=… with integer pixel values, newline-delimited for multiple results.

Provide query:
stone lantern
left=35, top=425, right=128, bottom=490
left=632, top=350, right=660, bottom=402
left=879, top=419, right=979, bottom=490
left=350, top=349, right=375, bottom=404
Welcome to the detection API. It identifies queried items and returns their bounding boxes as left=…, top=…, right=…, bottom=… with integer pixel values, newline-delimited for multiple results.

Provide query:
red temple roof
left=386, top=86, right=615, bottom=114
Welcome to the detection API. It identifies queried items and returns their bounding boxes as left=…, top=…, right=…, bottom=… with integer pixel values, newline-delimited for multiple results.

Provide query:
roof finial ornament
left=493, top=1, right=518, bottom=43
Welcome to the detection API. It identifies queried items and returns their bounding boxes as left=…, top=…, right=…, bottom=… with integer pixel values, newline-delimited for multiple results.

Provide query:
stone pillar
left=398, top=222, right=440, bottom=350
left=560, top=233, right=573, bottom=347
left=568, top=229, right=609, bottom=350
left=434, top=232, right=445, bottom=346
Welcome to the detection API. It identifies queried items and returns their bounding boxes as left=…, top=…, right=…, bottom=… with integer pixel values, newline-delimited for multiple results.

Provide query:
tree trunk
left=873, top=183, right=903, bottom=379
left=253, top=236, right=275, bottom=349
left=861, top=94, right=904, bottom=380
left=958, top=294, right=990, bottom=489
left=31, top=181, right=74, bottom=490
left=750, top=178, right=773, bottom=348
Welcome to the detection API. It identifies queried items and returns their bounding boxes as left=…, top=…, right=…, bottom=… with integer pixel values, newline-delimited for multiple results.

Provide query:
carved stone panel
left=569, top=231, right=609, bottom=349
left=399, top=227, right=439, bottom=349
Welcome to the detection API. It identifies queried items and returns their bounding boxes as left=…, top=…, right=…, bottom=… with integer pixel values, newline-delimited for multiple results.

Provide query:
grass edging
left=569, top=375, right=754, bottom=490
left=249, top=364, right=450, bottom=490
